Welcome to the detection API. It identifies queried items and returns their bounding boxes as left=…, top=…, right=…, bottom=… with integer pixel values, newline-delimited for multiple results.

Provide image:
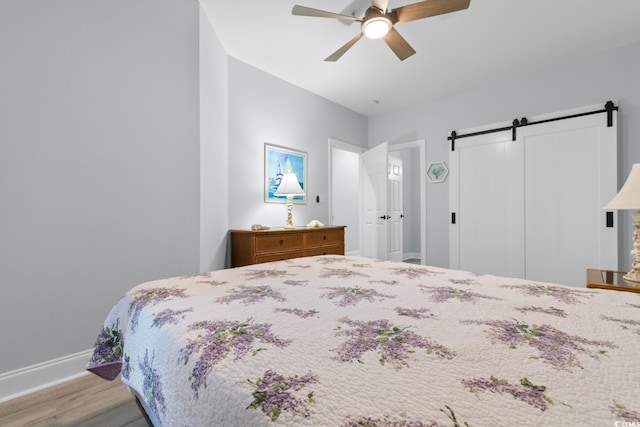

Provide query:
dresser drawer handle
left=279, top=239, right=284, bottom=246
left=323, top=235, right=327, bottom=240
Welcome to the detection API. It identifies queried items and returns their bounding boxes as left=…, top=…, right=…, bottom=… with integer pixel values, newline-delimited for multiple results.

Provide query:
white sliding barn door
left=450, top=104, right=618, bottom=287
left=522, top=115, right=618, bottom=285
left=361, top=143, right=388, bottom=260
left=449, top=131, right=525, bottom=278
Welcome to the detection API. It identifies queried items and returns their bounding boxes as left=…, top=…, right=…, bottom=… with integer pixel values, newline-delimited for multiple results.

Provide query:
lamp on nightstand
left=604, top=163, right=640, bottom=282
left=274, top=159, right=305, bottom=229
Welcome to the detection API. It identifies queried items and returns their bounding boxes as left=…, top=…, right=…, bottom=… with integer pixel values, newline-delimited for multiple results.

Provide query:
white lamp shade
left=274, top=172, right=304, bottom=196
left=604, top=163, right=640, bottom=210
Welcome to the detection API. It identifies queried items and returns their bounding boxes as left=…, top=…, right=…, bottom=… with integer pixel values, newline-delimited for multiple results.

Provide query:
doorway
left=329, top=138, right=426, bottom=264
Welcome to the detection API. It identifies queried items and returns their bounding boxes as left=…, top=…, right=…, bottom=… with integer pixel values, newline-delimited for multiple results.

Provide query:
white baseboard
left=0, top=350, right=92, bottom=403
left=403, top=252, right=421, bottom=261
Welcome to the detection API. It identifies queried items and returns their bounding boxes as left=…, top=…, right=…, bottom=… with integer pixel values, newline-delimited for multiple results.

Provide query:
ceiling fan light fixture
left=362, top=17, right=392, bottom=39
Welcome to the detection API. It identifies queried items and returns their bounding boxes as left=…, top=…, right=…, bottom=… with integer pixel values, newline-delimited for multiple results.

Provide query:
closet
left=449, top=103, right=618, bottom=287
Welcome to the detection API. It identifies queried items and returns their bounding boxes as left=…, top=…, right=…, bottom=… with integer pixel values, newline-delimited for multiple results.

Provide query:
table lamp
left=603, top=163, right=640, bottom=282
left=274, top=159, right=304, bottom=229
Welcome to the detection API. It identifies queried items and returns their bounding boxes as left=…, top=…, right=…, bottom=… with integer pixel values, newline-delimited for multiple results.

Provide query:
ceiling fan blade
left=292, top=5, right=361, bottom=21
left=382, top=27, right=416, bottom=61
left=325, top=33, right=365, bottom=62
left=339, top=0, right=370, bottom=26
left=394, top=0, right=470, bottom=24
left=372, top=0, right=390, bottom=13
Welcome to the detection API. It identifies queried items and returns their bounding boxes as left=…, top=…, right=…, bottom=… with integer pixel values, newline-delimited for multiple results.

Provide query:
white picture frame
left=427, top=161, right=449, bottom=183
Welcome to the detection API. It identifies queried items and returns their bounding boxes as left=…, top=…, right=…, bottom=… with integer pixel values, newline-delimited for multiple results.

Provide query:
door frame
left=389, top=139, right=426, bottom=265
left=328, top=138, right=426, bottom=264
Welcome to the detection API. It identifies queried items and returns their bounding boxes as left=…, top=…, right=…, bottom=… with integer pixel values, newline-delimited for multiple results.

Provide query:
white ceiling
left=200, top=0, right=640, bottom=116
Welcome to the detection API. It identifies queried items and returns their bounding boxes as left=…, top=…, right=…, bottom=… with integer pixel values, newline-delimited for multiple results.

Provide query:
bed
left=87, top=255, right=640, bottom=426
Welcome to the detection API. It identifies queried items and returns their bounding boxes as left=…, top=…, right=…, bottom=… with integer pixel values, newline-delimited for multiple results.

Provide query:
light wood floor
left=0, top=374, right=147, bottom=427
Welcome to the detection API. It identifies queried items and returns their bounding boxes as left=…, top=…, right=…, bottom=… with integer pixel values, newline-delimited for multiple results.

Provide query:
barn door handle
left=606, top=211, right=614, bottom=228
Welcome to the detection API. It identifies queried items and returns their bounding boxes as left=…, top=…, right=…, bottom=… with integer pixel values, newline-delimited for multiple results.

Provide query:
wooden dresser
left=229, top=226, right=345, bottom=267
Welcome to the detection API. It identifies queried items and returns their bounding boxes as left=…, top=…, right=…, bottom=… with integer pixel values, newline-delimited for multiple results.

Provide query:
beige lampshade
left=604, top=163, right=640, bottom=210
left=274, top=159, right=304, bottom=196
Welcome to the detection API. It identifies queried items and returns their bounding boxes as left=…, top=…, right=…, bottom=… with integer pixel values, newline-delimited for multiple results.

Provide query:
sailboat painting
left=264, top=143, right=307, bottom=204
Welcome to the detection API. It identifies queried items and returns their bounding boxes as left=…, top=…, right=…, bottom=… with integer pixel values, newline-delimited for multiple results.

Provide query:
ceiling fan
left=292, top=0, right=471, bottom=61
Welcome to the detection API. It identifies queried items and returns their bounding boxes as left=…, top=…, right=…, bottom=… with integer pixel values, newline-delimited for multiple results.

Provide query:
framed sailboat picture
left=264, top=143, right=307, bottom=204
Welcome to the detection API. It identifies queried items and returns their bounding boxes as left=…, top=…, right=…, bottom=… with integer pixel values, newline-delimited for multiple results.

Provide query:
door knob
left=378, top=215, right=390, bottom=220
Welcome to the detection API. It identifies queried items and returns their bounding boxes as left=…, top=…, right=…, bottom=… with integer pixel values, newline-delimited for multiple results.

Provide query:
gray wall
left=369, top=41, right=640, bottom=270
left=0, top=0, right=201, bottom=374
left=227, top=58, right=368, bottom=232
left=0, top=0, right=368, bottom=378
left=199, top=8, right=229, bottom=272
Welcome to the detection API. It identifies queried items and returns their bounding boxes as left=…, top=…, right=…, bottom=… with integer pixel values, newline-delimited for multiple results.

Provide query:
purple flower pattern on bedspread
left=332, top=317, right=455, bottom=368
left=315, top=256, right=351, bottom=264
left=463, top=319, right=617, bottom=370
left=195, top=279, right=228, bottom=286
left=319, top=268, right=369, bottom=279
left=274, top=307, right=319, bottom=318
left=516, top=305, right=567, bottom=318
left=88, top=319, right=123, bottom=368
left=386, top=266, right=443, bottom=279
left=610, top=403, right=640, bottom=422
left=217, top=285, right=286, bottom=305
left=449, top=278, right=479, bottom=286
left=129, top=287, right=188, bottom=332
left=139, top=350, right=166, bottom=420
left=321, top=286, right=396, bottom=306
left=419, top=285, right=502, bottom=304
left=500, top=283, right=593, bottom=304
left=180, top=318, right=291, bottom=397
left=152, top=308, right=192, bottom=328
left=283, top=279, right=309, bottom=286
left=395, top=307, right=435, bottom=320
left=244, top=269, right=291, bottom=280
left=246, top=370, right=318, bottom=421
left=462, top=376, right=553, bottom=411
left=86, top=256, right=640, bottom=426
left=601, top=315, right=640, bottom=335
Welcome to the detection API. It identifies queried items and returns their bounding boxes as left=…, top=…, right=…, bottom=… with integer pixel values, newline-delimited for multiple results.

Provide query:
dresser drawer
left=255, top=250, right=305, bottom=264
left=306, top=229, right=343, bottom=246
left=304, top=245, right=343, bottom=257
left=255, top=234, right=304, bottom=252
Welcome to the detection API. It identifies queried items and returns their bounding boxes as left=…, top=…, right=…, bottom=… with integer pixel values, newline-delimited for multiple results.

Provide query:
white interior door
left=388, top=155, right=403, bottom=262
left=361, top=143, right=388, bottom=260
left=450, top=130, right=525, bottom=277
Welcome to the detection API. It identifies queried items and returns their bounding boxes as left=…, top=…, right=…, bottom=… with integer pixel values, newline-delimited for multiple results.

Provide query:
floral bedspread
left=87, top=255, right=640, bottom=426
